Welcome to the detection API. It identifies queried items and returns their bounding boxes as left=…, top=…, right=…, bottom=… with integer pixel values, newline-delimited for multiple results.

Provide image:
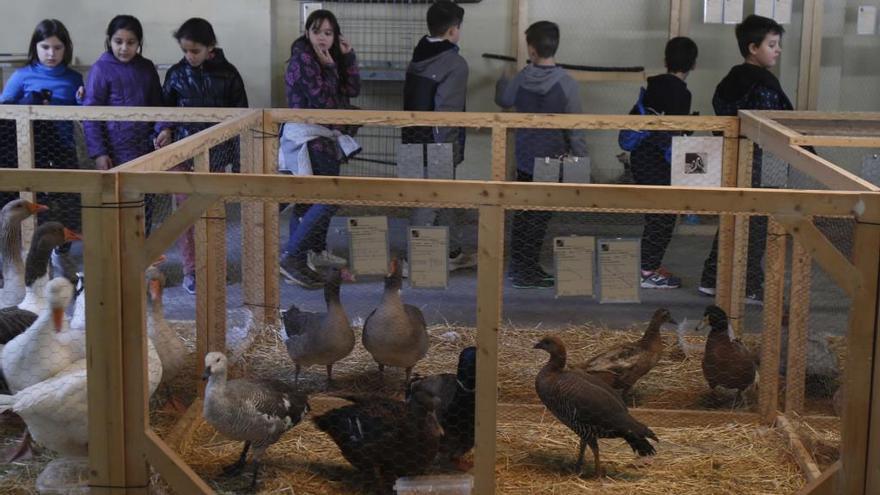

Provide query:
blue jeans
left=283, top=145, right=341, bottom=259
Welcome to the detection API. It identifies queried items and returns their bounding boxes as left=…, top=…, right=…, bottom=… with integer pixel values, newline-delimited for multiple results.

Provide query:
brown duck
left=535, top=335, right=658, bottom=477
left=698, top=305, right=757, bottom=405
left=574, top=308, right=677, bottom=394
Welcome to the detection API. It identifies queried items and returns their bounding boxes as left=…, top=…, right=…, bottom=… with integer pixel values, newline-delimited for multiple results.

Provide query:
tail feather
left=622, top=421, right=658, bottom=456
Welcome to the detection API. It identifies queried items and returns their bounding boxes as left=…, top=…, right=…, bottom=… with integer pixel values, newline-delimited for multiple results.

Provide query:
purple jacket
left=83, top=51, right=162, bottom=164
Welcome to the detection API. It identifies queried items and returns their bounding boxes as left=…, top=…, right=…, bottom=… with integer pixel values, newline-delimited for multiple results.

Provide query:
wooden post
left=241, top=125, right=267, bottom=325
left=847, top=223, right=880, bottom=495
left=194, top=150, right=227, bottom=362
left=785, top=235, right=812, bottom=414
left=262, top=112, right=280, bottom=326
left=491, top=126, right=508, bottom=181
left=715, top=122, right=741, bottom=313
left=82, top=182, right=128, bottom=495
left=729, top=139, right=753, bottom=335
left=797, top=0, right=824, bottom=110
left=669, top=0, right=691, bottom=38
left=474, top=205, right=504, bottom=495
left=513, top=0, right=528, bottom=68
left=15, top=116, right=36, bottom=252
left=758, top=218, right=787, bottom=422
left=117, top=187, right=150, bottom=494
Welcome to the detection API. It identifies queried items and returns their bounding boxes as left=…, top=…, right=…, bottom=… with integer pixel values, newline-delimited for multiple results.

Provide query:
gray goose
left=283, top=267, right=355, bottom=386
left=534, top=335, right=658, bottom=477
left=0, top=199, right=47, bottom=308
left=202, top=352, right=309, bottom=489
left=362, top=258, right=428, bottom=384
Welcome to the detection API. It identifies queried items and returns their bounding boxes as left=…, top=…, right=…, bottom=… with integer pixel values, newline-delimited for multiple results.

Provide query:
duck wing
left=0, top=307, right=37, bottom=344
left=228, top=379, right=309, bottom=426
left=577, top=343, right=642, bottom=375
left=404, top=304, right=426, bottom=330
left=283, top=305, right=325, bottom=337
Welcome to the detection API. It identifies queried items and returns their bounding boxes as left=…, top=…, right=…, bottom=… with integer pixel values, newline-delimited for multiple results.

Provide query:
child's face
left=179, top=39, right=213, bottom=68
left=750, top=33, right=782, bottom=68
left=307, top=19, right=335, bottom=53
left=36, top=36, right=65, bottom=68
left=110, top=29, right=141, bottom=63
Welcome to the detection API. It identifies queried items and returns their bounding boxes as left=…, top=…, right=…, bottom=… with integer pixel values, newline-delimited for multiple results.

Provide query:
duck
left=202, top=352, right=309, bottom=490
left=283, top=266, right=355, bottom=386
left=146, top=265, right=187, bottom=387
left=362, top=258, right=428, bottom=384
left=697, top=305, right=758, bottom=406
left=573, top=308, right=676, bottom=395
left=313, top=389, right=443, bottom=494
left=0, top=199, right=47, bottom=308
left=14, top=222, right=80, bottom=315
left=534, top=335, right=658, bottom=478
left=406, top=346, right=476, bottom=470
left=2, top=277, right=86, bottom=393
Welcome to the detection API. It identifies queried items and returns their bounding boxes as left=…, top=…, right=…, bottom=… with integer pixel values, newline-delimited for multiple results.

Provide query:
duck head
left=384, top=258, right=404, bottom=291
left=145, top=263, right=166, bottom=302
left=46, top=277, right=75, bottom=332
left=696, top=305, right=728, bottom=333
left=408, top=388, right=444, bottom=438
left=202, top=351, right=229, bottom=380
left=456, top=346, right=477, bottom=391
left=534, top=335, right=567, bottom=368
left=652, top=308, right=678, bottom=326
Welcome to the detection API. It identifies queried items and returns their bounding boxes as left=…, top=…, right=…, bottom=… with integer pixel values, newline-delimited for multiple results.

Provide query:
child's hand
left=339, top=36, right=352, bottom=55
left=95, top=155, right=113, bottom=170
left=315, top=46, right=335, bottom=66
left=76, top=86, right=84, bottom=102
left=154, top=129, right=173, bottom=149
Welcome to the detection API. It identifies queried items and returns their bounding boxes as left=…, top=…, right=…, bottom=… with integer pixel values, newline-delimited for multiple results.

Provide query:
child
left=630, top=37, right=698, bottom=290
left=403, top=0, right=476, bottom=272
left=495, top=21, right=588, bottom=289
left=0, top=19, right=84, bottom=231
left=154, top=17, right=248, bottom=295
left=698, top=15, right=791, bottom=304
left=280, top=9, right=360, bottom=289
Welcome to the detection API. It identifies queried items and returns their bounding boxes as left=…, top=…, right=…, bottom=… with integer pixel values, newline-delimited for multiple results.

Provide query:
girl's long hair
left=294, top=10, right=352, bottom=91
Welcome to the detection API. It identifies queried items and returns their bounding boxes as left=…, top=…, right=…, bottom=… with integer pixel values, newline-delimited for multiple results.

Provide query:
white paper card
left=408, top=227, right=448, bottom=289
left=397, top=144, right=424, bottom=179
left=562, top=156, right=591, bottom=184
left=723, top=0, right=744, bottom=24
left=426, top=143, right=454, bottom=180
left=347, top=216, right=389, bottom=276
left=755, top=0, right=774, bottom=18
left=704, top=0, right=723, bottom=23
left=598, top=238, right=640, bottom=304
left=861, top=154, right=880, bottom=186
left=858, top=6, right=877, bottom=35
left=670, top=136, right=723, bottom=187
left=533, top=157, right=561, bottom=183
left=774, top=0, right=792, bottom=24
left=554, top=236, right=595, bottom=297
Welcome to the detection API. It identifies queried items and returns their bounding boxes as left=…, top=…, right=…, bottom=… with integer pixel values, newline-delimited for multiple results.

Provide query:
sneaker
left=183, top=274, right=196, bottom=295
left=448, top=249, right=477, bottom=272
left=641, top=268, right=682, bottom=289
left=280, top=255, right=324, bottom=290
left=307, top=249, right=348, bottom=271
left=511, top=272, right=554, bottom=289
left=698, top=286, right=716, bottom=297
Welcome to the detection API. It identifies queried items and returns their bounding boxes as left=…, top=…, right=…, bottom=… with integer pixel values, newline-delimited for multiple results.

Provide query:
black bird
left=534, top=335, right=658, bottom=477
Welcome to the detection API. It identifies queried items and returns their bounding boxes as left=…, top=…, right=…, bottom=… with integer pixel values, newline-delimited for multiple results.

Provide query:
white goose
left=0, top=199, right=47, bottom=308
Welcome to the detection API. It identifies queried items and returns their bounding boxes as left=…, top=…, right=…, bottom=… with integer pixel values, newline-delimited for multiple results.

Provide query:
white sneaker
left=448, top=251, right=477, bottom=271
left=307, top=250, right=348, bottom=271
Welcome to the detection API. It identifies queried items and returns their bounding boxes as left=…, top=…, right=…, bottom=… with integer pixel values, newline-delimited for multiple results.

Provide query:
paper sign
left=562, top=156, right=591, bottom=184
left=670, top=136, right=723, bottom=187
left=533, top=157, right=561, bottom=182
left=862, top=154, right=880, bottom=186
left=774, top=0, right=792, bottom=24
left=347, top=216, right=389, bottom=276
left=598, top=238, right=640, bottom=304
left=755, top=0, right=774, bottom=17
left=723, top=0, right=744, bottom=24
left=427, top=143, right=454, bottom=180
left=398, top=144, right=424, bottom=179
left=408, top=227, right=448, bottom=289
left=704, top=0, right=723, bottom=23
left=554, top=236, right=595, bottom=297
left=858, top=6, right=877, bottom=35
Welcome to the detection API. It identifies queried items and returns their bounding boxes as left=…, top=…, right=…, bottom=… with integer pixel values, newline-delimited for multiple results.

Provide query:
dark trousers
left=509, top=170, right=552, bottom=274
left=630, top=144, right=675, bottom=272
left=283, top=146, right=341, bottom=259
left=701, top=147, right=766, bottom=292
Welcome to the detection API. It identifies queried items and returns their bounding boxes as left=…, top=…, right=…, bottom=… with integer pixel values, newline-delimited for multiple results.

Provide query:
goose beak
left=149, top=279, right=162, bottom=300
left=202, top=367, right=212, bottom=380
left=150, top=255, right=167, bottom=267
left=27, top=202, right=49, bottom=214
left=63, top=228, right=82, bottom=242
left=52, top=307, right=64, bottom=332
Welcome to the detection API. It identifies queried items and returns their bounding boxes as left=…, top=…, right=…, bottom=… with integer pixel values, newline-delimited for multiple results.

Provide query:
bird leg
left=326, top=364, right=334, bottom=388
left=248, top=461, right=261, bottom=491
left=377, top=364, right=385, bottom=383
left=294, top=364, right=301, bottom=388
left=222, top=441, right=251, bottom=476
left=574, top=437, right=587, bottom=474
left=405, top=366, right=413, bottom=385
left=587, top=436, right=604, bottom=478
left=4, top=429, right=33, bottom=462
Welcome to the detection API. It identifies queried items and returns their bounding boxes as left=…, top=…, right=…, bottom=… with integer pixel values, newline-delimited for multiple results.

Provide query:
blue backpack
left=618, top=87, right=672, bottom=163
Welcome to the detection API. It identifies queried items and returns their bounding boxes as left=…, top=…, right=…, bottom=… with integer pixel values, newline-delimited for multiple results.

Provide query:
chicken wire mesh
left=819, top=0, right=880, bottom=112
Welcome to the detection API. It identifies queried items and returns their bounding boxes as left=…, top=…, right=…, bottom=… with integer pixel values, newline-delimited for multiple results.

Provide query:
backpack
left=618, top=87, right=653, bottom=152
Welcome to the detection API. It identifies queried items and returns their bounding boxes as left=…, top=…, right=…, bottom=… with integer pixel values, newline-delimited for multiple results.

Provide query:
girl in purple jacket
left=83, top=15, right=162, bottom=170
left=279, top=9, right=360, bottom=289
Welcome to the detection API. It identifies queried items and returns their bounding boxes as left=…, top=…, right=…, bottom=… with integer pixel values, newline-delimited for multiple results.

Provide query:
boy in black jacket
left=632, top=37, right=698, bottom=290
left=698, top=15, right=792, bottom=304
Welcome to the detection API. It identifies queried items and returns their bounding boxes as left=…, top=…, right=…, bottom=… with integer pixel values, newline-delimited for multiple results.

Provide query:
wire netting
left=819, top=0, right=880, bottom=111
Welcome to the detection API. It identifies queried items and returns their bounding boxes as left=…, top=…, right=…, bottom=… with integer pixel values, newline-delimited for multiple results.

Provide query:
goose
left=697, top=305, right=758, bottom=407
left=362, top=258, right=428, bottom=384
left=146, top=265, right=187, bottom=392
left=534, top=335, right=658, bottom=478
left=283, top=266, right=355, bottom=386
left=0, top=199, right=47, bottom=308
left=202, top=352, right=309, bottom=490
left=13, top=222, right=80, bottom=315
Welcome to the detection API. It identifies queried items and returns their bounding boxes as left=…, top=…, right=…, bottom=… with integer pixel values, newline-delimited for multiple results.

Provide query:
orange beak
left=63, top=228, right=82, bottom=242
left=149, top=279, right=162, bottom=300
left=52, top=307, right=64, bottom=332
left=150, top=255, right=167, bottom=267
left=26, top=202, right=49, bottom=214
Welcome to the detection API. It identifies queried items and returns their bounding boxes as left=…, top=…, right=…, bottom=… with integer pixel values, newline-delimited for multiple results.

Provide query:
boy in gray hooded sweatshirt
left=495, top=21, right=588, bottom=289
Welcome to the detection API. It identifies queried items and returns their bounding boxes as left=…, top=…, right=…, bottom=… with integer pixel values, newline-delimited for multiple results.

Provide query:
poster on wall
left=704, top=0, right=743, bottom=24
left=670, top=136, right=723, bottom=187
left=598, top=238, right=640, bottom=304
left=858, top=6, right=877, bottom=35
left=347, top=216, right=389, bottom=276
left=408, top=227, right=449, bottom=289
left=755, top=0, right=792, bottom=24
left=554, top=236, right=595, bottom=297
left=723, top=0, right=744, bottom=24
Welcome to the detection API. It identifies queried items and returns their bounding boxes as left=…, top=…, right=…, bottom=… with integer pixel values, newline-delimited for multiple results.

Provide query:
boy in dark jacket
left=698, top=15, right=791, bottom=303
left=403, top=0, right=476, bottom=271
left=632, top=37, right=698, bottom=290
left=495, top=21, right=588, bottom=289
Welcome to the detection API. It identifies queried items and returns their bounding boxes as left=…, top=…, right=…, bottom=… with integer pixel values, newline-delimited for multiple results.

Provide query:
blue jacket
left=495, top=64, right=588, bottom=174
